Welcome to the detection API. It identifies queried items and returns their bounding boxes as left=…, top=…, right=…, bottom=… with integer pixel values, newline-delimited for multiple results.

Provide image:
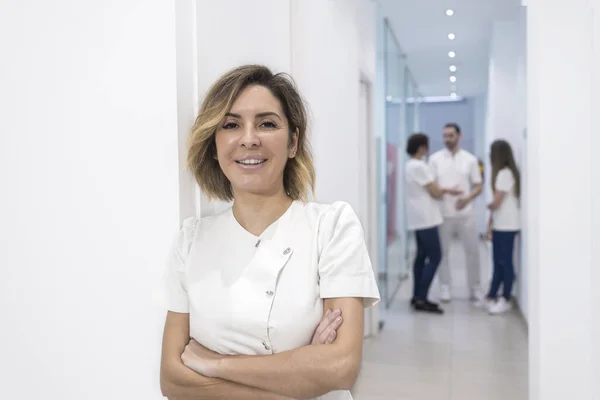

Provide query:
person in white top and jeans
left=485, top=140, right=521, bottom=314
left=405, top=133, right=463, bottom=314
left=429, top=123, right=483, bottom=303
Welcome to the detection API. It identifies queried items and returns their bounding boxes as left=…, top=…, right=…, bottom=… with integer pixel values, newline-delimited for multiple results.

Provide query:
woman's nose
left=240, top=126, right=260, bottom=147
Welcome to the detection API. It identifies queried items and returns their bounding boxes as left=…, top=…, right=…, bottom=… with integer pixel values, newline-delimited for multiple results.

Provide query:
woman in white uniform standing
left=484, top=139, right=521, bottom=314
left=405, top=133, right=462, bottom=314
left=158, top=65, right=380, bottom=400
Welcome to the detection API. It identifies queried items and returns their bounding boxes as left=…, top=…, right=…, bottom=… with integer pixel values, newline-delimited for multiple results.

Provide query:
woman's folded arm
left=161, top=311, right=294, bottom=400
left=202, top=298, right=364, bottom=399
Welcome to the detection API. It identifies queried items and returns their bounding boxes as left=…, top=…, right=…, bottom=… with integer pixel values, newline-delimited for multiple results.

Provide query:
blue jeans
left=488, top=230, right=519, bottom=300
left=413, top=227, right=442, bottom=301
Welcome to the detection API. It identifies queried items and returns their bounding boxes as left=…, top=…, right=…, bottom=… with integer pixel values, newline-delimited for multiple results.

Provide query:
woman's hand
left=311, top=309, right=343, bottom=345
left=456, top=197, right=470, bottom=210
left=181, top=339, right=223, bottom=378
left=443, top=187, right=463, bottom=196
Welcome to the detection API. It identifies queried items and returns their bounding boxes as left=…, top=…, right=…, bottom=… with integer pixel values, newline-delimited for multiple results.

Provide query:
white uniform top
left=157, top=200, right=381, bottom=400
left=492, top=167, right=521, bottom=231
left=429, top=148, right=482, bottom=218
left=405, top=158, right=443, bottom=231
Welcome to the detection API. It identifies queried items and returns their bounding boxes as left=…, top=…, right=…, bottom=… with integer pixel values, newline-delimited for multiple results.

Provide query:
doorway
left=358, top=77, right=379, bottom=337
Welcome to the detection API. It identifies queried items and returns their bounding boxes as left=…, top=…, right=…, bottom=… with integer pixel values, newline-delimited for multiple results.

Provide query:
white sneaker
left=489, top=298, right=513, bottom=315
left=470, top=287, right=484, bottom=303
left=440, top=285, right=451, bottom=302
left=474, top=297, right=493, bottom=310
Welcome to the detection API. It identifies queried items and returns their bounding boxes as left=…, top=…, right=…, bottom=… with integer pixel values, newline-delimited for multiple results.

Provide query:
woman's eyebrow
left=224, top=111, right=282, bottom=120
left=255, top=112, right=281, bottom=119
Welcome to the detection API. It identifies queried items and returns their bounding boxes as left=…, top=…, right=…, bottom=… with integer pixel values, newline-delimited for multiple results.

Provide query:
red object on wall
left=386, top=143, right=397, bottom=245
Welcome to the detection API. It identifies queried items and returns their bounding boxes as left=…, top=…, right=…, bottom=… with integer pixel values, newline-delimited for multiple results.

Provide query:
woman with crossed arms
left=157, top=65, right=380, bottom=400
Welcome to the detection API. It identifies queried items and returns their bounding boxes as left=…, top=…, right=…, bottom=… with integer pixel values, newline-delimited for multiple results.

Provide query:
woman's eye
left=222, top=122, right=238, bottom=130
left=260, top=121, right=278, bottom=129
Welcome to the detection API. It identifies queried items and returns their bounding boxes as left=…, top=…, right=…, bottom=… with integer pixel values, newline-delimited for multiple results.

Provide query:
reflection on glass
left=381, top=19, right=414, bottom=307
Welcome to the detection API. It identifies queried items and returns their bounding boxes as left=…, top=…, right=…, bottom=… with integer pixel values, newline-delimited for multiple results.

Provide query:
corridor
left=352, top=242, right=529, bottom=400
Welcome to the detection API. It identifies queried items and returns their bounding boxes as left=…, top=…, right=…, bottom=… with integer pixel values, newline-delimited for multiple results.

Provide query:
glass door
left=381, top=19, right=406, bottom=307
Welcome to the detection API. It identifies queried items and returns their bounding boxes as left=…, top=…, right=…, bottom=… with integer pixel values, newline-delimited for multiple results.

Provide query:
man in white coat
left=429, top=123, right=482, bottom=303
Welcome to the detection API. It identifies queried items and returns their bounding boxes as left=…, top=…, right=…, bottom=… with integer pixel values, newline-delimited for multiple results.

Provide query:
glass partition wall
left=380, top=19, right=420, bottom=308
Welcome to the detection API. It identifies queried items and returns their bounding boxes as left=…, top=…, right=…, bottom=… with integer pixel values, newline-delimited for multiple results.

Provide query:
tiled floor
left=352, top=241, right=529, bottom=400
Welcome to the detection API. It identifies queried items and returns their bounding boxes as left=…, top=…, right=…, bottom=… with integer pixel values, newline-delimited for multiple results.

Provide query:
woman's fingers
left=318, top=312, right=343, bottom=344
left=325, top=329, right=337, bottom=344
left=311, top=309, right=331, bottom=342
left=311, top=309, right=343, bottom=345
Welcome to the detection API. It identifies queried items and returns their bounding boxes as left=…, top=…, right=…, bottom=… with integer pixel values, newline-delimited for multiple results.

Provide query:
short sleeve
left=495, top=168, right=515, bottom=193
left=409, top=162, right=435, bottom=186
left=470, top=157, right=483, bottom=185
left=154, top=217, right=198, bottom=313
left=428, top=155, right=438, bottom=178
left=317, top=202, right=381, bottom=308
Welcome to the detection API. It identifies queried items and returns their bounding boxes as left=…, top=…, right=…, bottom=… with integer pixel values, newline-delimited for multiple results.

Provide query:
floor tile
left=352, top=241, right=528, bottom=400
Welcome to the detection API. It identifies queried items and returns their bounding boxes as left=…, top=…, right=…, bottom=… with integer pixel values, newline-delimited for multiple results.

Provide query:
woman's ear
left=289, top=128, right=299, bottom=158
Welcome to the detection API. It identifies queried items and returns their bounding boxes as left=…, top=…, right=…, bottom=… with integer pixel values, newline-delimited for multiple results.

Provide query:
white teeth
left=237, top=159, right=265, bottom=165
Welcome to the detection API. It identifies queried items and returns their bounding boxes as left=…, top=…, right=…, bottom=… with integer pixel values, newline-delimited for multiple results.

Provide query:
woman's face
left=215, top=85, right=297, bottom=198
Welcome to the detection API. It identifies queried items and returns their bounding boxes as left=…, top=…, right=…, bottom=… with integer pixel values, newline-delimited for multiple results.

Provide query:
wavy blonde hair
left=187, top=65, right=315, bottom=202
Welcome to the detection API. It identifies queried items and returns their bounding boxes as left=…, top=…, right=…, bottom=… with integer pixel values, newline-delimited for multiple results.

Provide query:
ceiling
left=379, top=0, right=522, bottom=97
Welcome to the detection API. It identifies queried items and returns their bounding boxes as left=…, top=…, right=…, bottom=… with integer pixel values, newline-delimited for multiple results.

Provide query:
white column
left=175, top=0, right=201, bottom=221
left=591, top=2, right=600, bottom=396
left=526, top=1, right=597, bottom=399
left=0, top=2, right=180, bottom=398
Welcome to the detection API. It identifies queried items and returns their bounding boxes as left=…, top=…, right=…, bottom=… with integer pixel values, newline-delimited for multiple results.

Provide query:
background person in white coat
left=158, top=65, right=380, bottom=400
left=429, top=123, right=483, bottom=303
left=405, top=133, right=464, bottom=314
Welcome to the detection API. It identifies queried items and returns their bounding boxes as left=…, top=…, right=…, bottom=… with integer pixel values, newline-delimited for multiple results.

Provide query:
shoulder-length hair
left=490, top=139, right=520, bottom=198
left=187, top=65, right=315, bottom=202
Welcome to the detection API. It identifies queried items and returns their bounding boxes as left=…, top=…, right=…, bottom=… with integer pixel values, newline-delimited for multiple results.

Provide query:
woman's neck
left=231, top=189, right=293, bottom=237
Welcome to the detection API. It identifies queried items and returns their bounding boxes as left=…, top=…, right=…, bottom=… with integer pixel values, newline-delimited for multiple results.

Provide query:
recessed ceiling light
left=449, top=65, right=457, bottom=72
left=449, top=76, right=457, bottom=83
left=450, top=92, right=458, bottom=99
left=448, top=33, right=456, bottom=40
left=446, top=9, right=454, bottom=16
left=448, top=51, right=456, bottom=58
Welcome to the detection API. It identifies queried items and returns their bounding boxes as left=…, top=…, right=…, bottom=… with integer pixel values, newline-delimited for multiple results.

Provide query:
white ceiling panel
left=379, top=0, right=522, bottom=97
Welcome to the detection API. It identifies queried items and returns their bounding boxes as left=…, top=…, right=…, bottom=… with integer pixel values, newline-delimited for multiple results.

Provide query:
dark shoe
left=414, top=300, right=444, bottom=314
left=425, top=300, right=441, bottom=309
left=410, top=297, right=417, bottom=307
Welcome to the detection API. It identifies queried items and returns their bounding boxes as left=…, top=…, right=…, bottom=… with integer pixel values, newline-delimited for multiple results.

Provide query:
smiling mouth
left=235, top=159, right=267, bottom=165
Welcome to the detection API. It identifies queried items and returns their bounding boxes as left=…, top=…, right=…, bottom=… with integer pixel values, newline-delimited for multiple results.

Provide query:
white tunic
left=428, top=148, right=482, bottom=218
left=405, top=158, right=443, bottom=231
left=158, top=200, right=381, bottom=400
left=492, top=167, right=521, bottom=231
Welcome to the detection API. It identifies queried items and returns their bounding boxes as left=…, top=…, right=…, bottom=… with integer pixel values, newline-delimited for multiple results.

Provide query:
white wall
left=526, top=0, right=599, bottom=398
left=0, top=1, right=179, bottom=399
left=292, top=0, right=375, bottom=211
left=484, top=7, right=528, bottom=321
left=473, top=94, right=488, bottom=235
left=176, top=0, right=201, bottom=222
